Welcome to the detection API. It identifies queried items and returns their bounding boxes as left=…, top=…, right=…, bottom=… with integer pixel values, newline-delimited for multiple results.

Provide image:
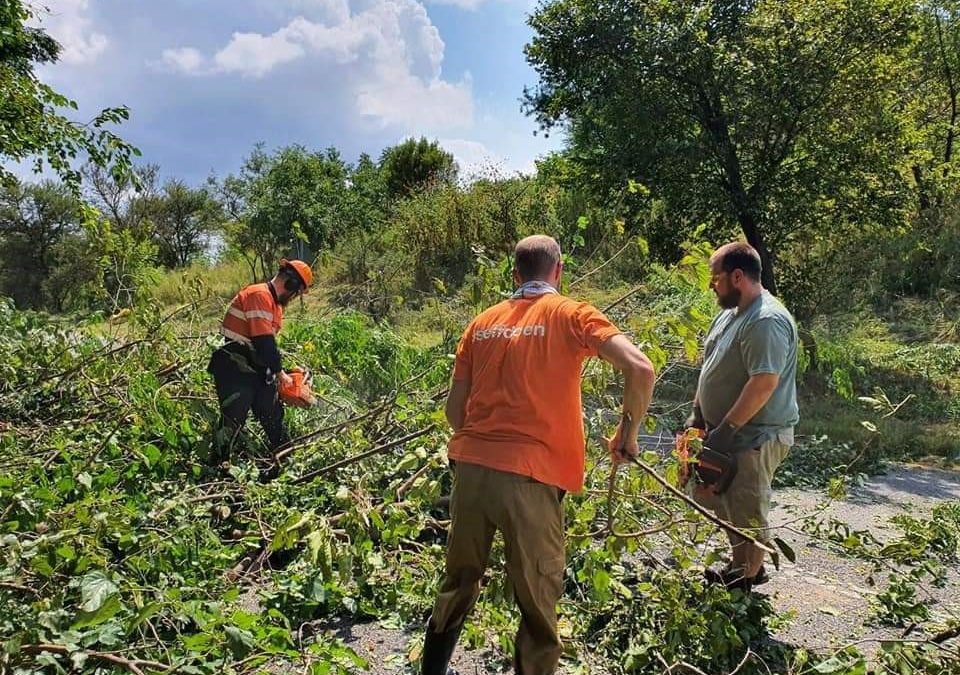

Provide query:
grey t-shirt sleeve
left=739, top=317, right=792, bottom=376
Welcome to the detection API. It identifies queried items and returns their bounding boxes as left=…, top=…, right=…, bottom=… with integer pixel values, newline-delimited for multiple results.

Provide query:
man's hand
left=704, top=420, right=738, bottom=455
left=278, top=371, right=294, bottom=389
left=685, top=403, right=705, bottom=430
left=607, top=418, right=639, bottom=466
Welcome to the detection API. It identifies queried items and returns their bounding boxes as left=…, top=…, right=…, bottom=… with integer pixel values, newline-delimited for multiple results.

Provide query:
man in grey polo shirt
left=687, top=241, right=799, bottom=591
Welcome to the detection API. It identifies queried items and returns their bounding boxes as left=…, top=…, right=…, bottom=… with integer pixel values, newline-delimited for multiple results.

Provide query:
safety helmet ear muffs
left=279, top=259, right=313, bottom=292
left=281, top=268, right=303, bottom=294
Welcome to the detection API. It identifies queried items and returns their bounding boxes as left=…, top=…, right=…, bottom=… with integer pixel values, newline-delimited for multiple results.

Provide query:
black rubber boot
left=421, top=622, right=463, bottom=675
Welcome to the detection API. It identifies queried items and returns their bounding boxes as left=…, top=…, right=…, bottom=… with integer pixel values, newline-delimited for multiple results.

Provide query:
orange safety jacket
left=219, top=283, right=284, bottom=374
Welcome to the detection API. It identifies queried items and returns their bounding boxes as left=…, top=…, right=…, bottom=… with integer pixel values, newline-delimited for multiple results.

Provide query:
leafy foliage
left=0, top=1, right=138, bottom=192
left=379, top=137, right=458, bottom=198
left=524, top=0, right=960, bottom=317
left=0, top=181, right=82, bottom=311
left=152, top=180, right=220, bottom=269
left=1, top=244, right=958, bottom=673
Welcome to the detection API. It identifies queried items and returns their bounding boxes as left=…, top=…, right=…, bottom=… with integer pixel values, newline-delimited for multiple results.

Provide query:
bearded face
left=709, top=265, right=741, bottom=309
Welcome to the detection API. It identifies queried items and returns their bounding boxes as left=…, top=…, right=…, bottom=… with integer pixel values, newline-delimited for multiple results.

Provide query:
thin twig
left=397, top=459, right=436, bottom=500
left=0, top=580, right=37, bottom=594
left=602, top=283, right=646, bottom=314
left=153, top=492, right=234, bottom=519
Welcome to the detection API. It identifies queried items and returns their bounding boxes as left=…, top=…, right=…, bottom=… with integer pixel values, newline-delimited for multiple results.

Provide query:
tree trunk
left=936, top=13, right=957, bottom=182
left=696, top=85, right=778, bottom=295
left=736, top=208, right=777, bottom=295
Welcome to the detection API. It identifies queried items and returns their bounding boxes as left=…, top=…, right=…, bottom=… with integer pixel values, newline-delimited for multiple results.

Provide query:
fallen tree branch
left=396, top=458, right=436, bottom=500
left=933, top=624, right=960, bottom=644
left=602, top=283, right=646, bottom=314
left=292, top=426, right=436, bottom=485
left=0, top=580, right=37, bottom=594
left=20, top=644, right=170, bottom=675
left=273, top=405, right=389, bottom=463
left=45, top=339, right=149, bottom=383
left=626, top=456, right=775, bottom=555
left=153, top=492, right=235, bottom=519
left=275, top=364, right=441, bottom=463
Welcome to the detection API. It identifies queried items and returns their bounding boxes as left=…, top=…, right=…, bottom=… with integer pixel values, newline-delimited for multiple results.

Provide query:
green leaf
left=126, top=602, right=161, bottom=635
left=79, top=571, right=118, bottom=612
left=774, top=537, right=797, bottom=564
left=72, top=593, right=122, bottom=629
left=813, top=657, right=844, bottom=673
left=591, top=569, right=611, bottom=600
left=224, top=625, right=256, bottom=658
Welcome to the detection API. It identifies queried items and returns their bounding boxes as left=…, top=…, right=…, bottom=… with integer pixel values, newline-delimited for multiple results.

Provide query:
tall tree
left=907, top=0, right=960, bottom=212
left=216, top=145, right=349, bottom=280
left=153, top=180, right=219, bottom=269
left=0, top=1, right=138, bottom=191
left=379, top=137, right=458, bottom=198
left=84, top=164, right=160, bottom=239
left=525, top=0, right=916, bottom=298
left=0, top=180, right=80, bottom=309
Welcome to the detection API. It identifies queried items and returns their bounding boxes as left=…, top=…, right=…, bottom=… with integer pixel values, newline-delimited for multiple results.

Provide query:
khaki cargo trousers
left=428, top=462, right=566, bottom=675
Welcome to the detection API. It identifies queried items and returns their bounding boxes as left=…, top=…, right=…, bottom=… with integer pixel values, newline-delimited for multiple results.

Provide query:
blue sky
left=28, top=0, right=564, bottom=185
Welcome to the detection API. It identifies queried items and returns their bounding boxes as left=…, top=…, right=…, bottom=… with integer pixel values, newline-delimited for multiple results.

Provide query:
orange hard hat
left=280, top=259, right=313, bottom=290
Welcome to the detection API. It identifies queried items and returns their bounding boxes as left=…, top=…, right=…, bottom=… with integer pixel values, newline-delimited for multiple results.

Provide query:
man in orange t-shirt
left=421, top=235, right=656, bottom=675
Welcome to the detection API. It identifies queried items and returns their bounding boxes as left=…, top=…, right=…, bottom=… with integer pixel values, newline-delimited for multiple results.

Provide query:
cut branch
left=20, top=644, right=169, bottom=675
left=292, top=426, right=436, bottom=485
left=626, top=456, right=775, bottom=555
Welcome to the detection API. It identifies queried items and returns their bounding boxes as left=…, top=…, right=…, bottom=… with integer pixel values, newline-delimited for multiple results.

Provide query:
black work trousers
left=207, top=348, right=290, bottom=452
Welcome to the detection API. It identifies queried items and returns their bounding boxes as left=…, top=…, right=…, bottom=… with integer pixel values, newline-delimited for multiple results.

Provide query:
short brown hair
left=514, top=235, right=561, bottom=282
left=712, top=241, right=762, bottom=282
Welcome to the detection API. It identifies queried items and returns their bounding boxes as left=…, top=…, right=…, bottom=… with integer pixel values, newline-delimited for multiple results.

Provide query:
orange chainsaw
left=278, top=366, right=318, bottom=408
left=676, top=428, right=737, bottom=495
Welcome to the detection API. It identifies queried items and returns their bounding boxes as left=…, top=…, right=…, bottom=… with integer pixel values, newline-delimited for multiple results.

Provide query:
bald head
left=514, top=235, right=561, bottom=283
left=711, top=241, right=762, bottom=282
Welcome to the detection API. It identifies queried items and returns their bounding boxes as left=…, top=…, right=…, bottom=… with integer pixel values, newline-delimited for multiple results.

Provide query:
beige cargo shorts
left=693, top=436, right=791, bottom=542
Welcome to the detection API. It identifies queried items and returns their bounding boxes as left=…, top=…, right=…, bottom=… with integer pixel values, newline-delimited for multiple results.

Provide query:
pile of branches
left=1, top=285, right=958, bottom=675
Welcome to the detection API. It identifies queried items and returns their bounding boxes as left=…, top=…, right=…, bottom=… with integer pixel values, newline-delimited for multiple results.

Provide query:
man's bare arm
left=724, top=373, right=779, bottom=428
left=444, top=377, right=471, bottom=432
left=598, top=334, right=656, bottom=460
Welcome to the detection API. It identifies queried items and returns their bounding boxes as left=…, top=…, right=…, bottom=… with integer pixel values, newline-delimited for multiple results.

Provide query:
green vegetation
left=2, top=0, right=960, bottom=673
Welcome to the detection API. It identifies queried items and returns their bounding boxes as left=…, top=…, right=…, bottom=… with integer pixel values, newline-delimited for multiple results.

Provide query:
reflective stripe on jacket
left=220, top=283, right=283, bottom=345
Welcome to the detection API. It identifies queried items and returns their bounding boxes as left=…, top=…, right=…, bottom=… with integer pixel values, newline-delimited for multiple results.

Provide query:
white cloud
left=424, top=0, right=486, bottom=10
left=214, top=31, right=306, bottom=77
left=439, top=138, right=502, bottom=177
left=36, top=0, right=108, bottom=65
left=279, top=0, right=352, bottom=23
left=359, top=73, right=472, bottom=130
left=161, top=0, right=472, bottom=132
left=160, top=47, right=206, bottom=75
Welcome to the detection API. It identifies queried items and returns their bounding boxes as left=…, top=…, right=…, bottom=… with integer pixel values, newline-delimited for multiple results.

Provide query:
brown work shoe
left=704, top=564, right=755, bottom=592
left=753, top=564, right=770, bottom=585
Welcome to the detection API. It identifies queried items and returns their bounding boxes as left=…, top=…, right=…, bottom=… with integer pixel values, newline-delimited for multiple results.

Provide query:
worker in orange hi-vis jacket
left=206, top=259, right=313, bottom=460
